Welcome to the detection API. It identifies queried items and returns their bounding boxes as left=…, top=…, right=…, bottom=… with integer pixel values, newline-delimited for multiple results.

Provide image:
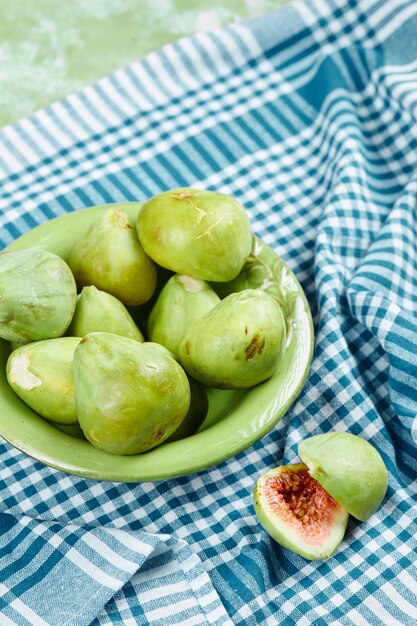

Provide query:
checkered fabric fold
left=1, top=0, right=416, bottom=624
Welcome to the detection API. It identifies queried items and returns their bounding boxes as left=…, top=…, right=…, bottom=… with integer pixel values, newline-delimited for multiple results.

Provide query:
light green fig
left=179, top=289, right=286, bottom=389
left=167, top=376, right=209, bottom=442
left=73, top=333, right=191, bottom=455
left=67, top=286, right=144, bottom=342
left=6, top=337, right=80, bottom=424
left=0, top=248, right=77, bottom=343
left=148, top=274, right=220, bottom=357
left=136, top=188, right=253, bottom=282
left=298, top=432, right=388, bottom=521
left=254, top=463, right=349, bottom=560
left=68, top=207, right=157, bottom=306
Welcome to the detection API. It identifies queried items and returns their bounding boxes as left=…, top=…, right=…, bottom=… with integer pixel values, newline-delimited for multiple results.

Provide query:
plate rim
left=0, top=204, right=314, bottom=482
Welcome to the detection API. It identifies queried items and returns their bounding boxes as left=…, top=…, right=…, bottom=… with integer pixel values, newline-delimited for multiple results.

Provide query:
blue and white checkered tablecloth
left=1, top=0, right=417, bottom=624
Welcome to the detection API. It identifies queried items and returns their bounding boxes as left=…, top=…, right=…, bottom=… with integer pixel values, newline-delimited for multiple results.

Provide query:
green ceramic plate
left=0, top=204, right=314, bottom=482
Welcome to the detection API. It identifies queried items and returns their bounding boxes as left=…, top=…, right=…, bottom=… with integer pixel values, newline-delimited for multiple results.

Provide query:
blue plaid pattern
left=1, top=0, right=417, bottom=624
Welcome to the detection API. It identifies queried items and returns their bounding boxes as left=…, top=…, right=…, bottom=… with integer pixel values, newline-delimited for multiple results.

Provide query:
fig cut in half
left=254, top=463, right=349, bottom=560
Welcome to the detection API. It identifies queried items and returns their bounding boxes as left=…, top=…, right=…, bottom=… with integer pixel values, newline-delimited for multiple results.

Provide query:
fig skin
left=178, top=289, right=286, bottom=389
left=6, top=337, right=81, bottom=424
left=0, top=248, right=77, bottom=343
left=254, top=463, right=349, bottom=560
left=68, top=208, right=157, bottom=306
left=167, top=376, right=209, bottom=442
left=73, top=333, right=191, bottom=455
left=148, top=274, right=220, bottom=357
left=298, top=432, right=388, bottom=522
left=136, top=188, right=253, bottom=282
left=67, top=286, right=144, bottom=342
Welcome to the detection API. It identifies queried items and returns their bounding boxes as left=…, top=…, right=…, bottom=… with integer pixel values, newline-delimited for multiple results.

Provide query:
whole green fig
left=148, top=274, right=220, bottom=357
left=73, top=333, right=190, bottom=455
left=179, top=289, right=286, bottom=389
left=0, top=248, right=77, bottom=343
left=6, top=337, right=80, bottom=424
left=68, top=207, right=157, bottom=305
left=67, top=286, right=144, bottom=342
left=136, top=188, right=252, bottom=282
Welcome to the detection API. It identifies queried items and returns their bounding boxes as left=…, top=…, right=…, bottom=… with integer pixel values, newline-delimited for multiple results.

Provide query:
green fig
left=0, top=248, right=77, bottom=343
left=67, top=286, right=144, bottom=342
left=179, top=289, right=286, bottom=389
left=6, top=337, right=80, bottom=424
left=68, top=207, right=157, bottom=305
left=148, top=274, right=220, bottom=357
left=136, top=188, right=253, bottom=282
left=73, top=333, right=190, bottom=455
left=298, top=432, right=388, bottom=521
left=254, top=464, right=349, bottom=560
left=167, top=377, right=209, bottom=441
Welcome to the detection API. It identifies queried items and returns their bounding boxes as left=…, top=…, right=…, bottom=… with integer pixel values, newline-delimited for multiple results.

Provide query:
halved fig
left=254, top=463, right=349, bottom=560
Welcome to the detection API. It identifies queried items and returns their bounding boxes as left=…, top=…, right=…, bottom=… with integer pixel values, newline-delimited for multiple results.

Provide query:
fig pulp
left=179, top=289, right=286, bottom=389
left=148, top=274, right=220, bottom=357
left=298, top=432, right=388, bottom=521
left=0, top=248, right=77, bottom=343
left=67, top=286, right=144, bottom=342
left=254, top=464, right=349, bottom=560
left=68, top=207, right=157, bottom=306
left=136, top=188, right=253, bottom=282
left=73, top=333, right=190, bottom=455
left=7, top=337, right=80, bottom=424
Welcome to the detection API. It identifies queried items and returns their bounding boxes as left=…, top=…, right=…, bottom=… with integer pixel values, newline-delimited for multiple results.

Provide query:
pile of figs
left=0, top=188, right=287, bottom=455
left=0, top=187, right=389, bottom=560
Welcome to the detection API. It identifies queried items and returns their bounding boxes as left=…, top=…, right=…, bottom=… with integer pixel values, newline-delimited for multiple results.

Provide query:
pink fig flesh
left=254, top=463, right=349, bottom=560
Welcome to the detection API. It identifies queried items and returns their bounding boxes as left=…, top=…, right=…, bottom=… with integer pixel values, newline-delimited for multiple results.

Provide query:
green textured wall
left=0, top=0, right=284, bottom=127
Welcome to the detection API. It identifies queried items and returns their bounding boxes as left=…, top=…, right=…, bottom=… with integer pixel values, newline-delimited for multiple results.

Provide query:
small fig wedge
left=0, top=248, right=77, bottom=343
left=299, top=432, right=388, bottom=521
left=137, top=188, right=252, bottom=282
left=73, top=333, right=190, bottom=455
left=254, top=463, right=349, bottom=560
left=67, top=286, right=144, bottom=342
left=7, top=337, right=80, bottom=424
left=148, top=274, right=220, bottom=357
left=68, top=207, right=157, bottom=305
